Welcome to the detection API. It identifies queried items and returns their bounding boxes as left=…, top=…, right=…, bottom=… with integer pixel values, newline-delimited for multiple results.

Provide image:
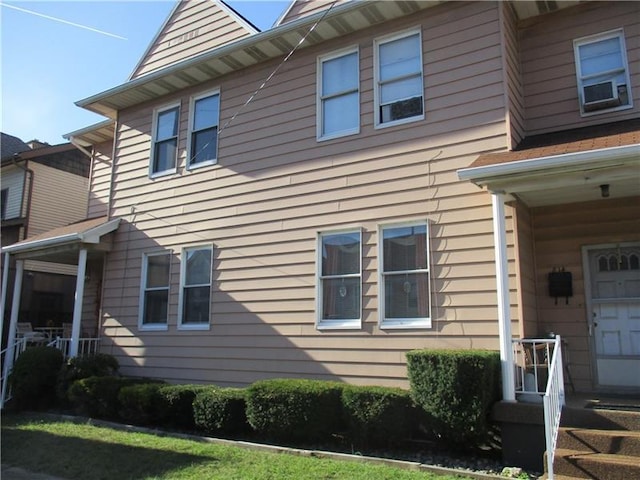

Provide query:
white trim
left=316, top=45, right=360, bottom=141
left=373, top=27, right=425, bottom=129
left=217, top=0, right=260, bottom=35
left=149, top=102, right=181, bottom=178
left=273, top=0, right=296, bottom=27
left=573, top=29, right=633, bottom=116
left=316, top=228, right=362, bottom=330
left=457, top=144, right=640, bottom=185
left=69, top=249, right=88, bottom=358
left=138, top=251, right=172, bottom=331
left=178, top=244, right=213, bottom=330
left=186, top=89, right=220, bottom=170
left=378, top=219, right=431, bottom=330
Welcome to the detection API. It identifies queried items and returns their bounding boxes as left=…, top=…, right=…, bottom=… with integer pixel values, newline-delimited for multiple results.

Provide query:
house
left=0, top=137, right=91, bottom=348
left=2, top=0, right=639, bottom=399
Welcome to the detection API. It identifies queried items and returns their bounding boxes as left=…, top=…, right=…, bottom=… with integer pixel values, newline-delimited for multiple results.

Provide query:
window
left=151, top=104, right=180, bottom=176
left=317, top=230, right=361, bottom=329
left=379, top=222, right=430, bottom=328
left=139, top=252, right=171, bottom=329
left=188, top=91, right=220, bottom=168
left=574, top=29, right=632, bottom=115
left=179, top=245, right=212, bottom=329
left=374, top=29, right=424, bottom=127
left=1, top=188, right=7, bottom=220
left=317, top=47, right=359, bottom=140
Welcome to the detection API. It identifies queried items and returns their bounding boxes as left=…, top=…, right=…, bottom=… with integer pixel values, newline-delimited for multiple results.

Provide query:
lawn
left=1, top=413, right=473, bottom=480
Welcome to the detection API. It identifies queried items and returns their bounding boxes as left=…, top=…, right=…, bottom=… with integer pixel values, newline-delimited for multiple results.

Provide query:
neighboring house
left=3, top=0, right=639, bottom=400
left=0, top=137, right=90, bottom=344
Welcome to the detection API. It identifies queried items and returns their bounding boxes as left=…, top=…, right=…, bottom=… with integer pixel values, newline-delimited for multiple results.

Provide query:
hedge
left=9, top=346, right=64, bottom=411
left=57, top=353, right=119, bottom=403
left=118, top=382, right=166, bottom=425
left=193, top=387, right=249, bottom=435
left=246, top=379, right=345, bottom=442
left=406, top=349, right=501, bottom=447
left=156, top=384, right=210, bottom=430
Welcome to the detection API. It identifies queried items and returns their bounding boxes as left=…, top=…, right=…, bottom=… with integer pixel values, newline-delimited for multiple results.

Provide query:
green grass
left=1, top=413, right=472, bottom=480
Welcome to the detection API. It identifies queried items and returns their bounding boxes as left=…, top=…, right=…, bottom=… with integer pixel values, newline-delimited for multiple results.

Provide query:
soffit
left=65, top=120, right=115, bottom=147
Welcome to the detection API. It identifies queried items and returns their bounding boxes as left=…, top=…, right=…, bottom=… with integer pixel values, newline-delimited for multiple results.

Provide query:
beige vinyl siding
left=512, top=201, right=537, bottom=338
left=1, top=165, right=25, bottom=220
left=100, top=1, right=513, bottom=387
left=28, top=162, right=88, bottom=237
left=531, top=197, right=640, bottom=392
left=520, top=1, right=640, bottom=135
left=278, top=0, right=349, bottom=25
left=131, top=0, right=255, bottom=79
left=23, top=261, right=77, bottom=276
left=500, top=2, right=524, bottom=148
left=88, top=141, right=113, bottom=218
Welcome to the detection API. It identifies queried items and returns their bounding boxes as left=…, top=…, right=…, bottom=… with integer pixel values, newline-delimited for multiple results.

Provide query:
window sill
left=187, top=159, right=218, bottom=171
left=316, top=320, right=362, bottom=331
left=139, top=324, right=168, bottom=332
left=149, top=169, right=177, bottom=179
left=579, top=103, right=633, bottom=117
left=374, top=113, right=424, bottom=130
left=380, top=319, right=431, bottom=330
left=178, top=323, right=211, bottom=331
left=317, top=128, right=360, bottom=142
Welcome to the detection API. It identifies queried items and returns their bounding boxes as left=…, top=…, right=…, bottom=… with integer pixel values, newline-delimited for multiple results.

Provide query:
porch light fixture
left=600, top=184, right=610, bottom=198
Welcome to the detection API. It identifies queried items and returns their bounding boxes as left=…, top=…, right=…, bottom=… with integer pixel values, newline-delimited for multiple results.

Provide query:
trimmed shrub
left=193, top=387, right=249, bottom=435
left=341, top=385, right=413, bottom=448
left=406, top=349, right=501, bottom=447
left=68, top=376, right=151, bottom=420
left=156, top=384, right=210, bottom=430
left=57, top=354, right=119, bottom=403
left=118, top=382, right=166, bottom=425
left=8, top=346, right=64, bottom=410
left=246, top=378, right=345, bottom=443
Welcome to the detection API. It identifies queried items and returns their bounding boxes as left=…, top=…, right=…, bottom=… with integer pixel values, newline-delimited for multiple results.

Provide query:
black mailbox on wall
left=548, top=269, right=572, bottom=305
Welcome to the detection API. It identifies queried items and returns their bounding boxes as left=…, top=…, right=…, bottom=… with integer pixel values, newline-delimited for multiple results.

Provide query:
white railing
left=512, top=336, right=565, bottom=480
left=49, top=337, right=101, bottom=359
left=0, top=337, right=29, bottom=407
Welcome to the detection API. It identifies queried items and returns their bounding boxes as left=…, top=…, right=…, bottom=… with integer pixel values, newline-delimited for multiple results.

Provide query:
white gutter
left=458, top=144, right=639, bottom=184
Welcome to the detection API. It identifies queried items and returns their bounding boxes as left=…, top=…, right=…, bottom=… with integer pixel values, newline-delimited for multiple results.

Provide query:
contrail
left=0, top=2, right=127, bottom=40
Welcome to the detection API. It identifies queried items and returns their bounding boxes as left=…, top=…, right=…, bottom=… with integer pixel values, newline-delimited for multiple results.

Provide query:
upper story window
left=0, top=188, right=8, bottom=220
left=317, top=47, right=360, bottom=140
left=379, top=221, right=431, bottom=329
left=139, top=252, right=171, bottom=330
left=179, top=245, right=212, bottom=329
left=188, top=91, right=220, bottom=169
left=574, top=29, right=632, bottom=115
left=151, top=103, right=180, bottom=177
left=374, top=29, right=424, bottom=128
left=317, top=230, right=362, bottom=329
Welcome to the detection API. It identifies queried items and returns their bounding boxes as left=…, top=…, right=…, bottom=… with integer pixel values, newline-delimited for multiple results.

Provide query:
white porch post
left=0, top=252, right=11, bottom=350
left=69, top=248, right=88, bottom=358
left=492, top=193, right=516, bottom=402
left=1, top=259, right=24, bottom=407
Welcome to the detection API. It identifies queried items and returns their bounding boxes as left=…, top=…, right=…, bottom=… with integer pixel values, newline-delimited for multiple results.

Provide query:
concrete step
left=553, top=448, right=640, bottom=480
left=556, top=427, right=640, bottom=456
left=561, top=406, right=640, bottom=431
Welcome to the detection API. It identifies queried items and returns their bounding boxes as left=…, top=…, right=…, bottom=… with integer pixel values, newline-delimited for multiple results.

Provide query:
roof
left=0, top=132, right=30, bottom=161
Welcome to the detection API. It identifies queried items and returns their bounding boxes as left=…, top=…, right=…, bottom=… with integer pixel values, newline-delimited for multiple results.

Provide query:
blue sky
left=0, top=0, right=290, bottom=145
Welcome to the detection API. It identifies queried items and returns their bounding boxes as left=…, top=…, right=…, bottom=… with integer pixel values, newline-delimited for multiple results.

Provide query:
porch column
left=492, top=192, right=516, bottom=402
left=1, top=259, right=24, bottom=407
left=0, top=252, right=10, bottom=349
left=69, top=248, right=88, bottom=358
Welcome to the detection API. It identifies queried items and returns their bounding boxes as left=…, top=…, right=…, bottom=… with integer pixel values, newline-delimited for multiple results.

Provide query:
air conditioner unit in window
left=583, top=80, right=621, bottom=112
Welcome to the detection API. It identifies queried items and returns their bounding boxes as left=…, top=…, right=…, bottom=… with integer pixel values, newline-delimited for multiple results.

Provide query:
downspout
left=12, top=155, right=34, bottom=240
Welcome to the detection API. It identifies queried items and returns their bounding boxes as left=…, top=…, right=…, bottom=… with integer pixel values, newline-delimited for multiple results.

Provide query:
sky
left=0, top=0, right=290, bottom=145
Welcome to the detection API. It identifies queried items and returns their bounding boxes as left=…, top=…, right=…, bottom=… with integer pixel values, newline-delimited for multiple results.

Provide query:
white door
left=589, top=246, right=640, bottom=388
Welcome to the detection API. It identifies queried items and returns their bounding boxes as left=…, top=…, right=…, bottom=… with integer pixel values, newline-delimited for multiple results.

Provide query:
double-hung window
left=574, top=29, right=632, bottom=115
left=374, top=29, right=424, bottom=127
left=188, top=91, right=219, bottom=168
left=317, top=47, right=359, bottom=140
left=179, top=245, right=212, bottom=329
left=139, top=252, right=171, bottom=330
left=379, top=222, right=430, bottom=328
left=317, top=230, right=361, bottom=329
left=151, top=104, right=180, bottom=176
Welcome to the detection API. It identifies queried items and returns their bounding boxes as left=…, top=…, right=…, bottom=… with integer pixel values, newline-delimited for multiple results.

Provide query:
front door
left=588, top=245, right=640, bottom=388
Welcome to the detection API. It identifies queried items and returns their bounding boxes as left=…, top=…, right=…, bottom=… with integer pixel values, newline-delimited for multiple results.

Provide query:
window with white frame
left=317, top=47, right=359, bottom=139
left=379, top=222, right=430, bottom=328
left=574, top=29, right=632, bottom=115
left=1, top=188, right=8, bottom=220
left=374, top=29, right=424, bottom=127
left=139, top=252, right=171, bottom=329
left=151, top=104, right=180, bottom=176
left=179, top=245, right=212, bottom=328
left=317, top=230, right=361, bottom=328
left=188, top=91, right=220, bottom=168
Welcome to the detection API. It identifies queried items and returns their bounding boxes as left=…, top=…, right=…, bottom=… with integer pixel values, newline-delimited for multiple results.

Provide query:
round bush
left=9, top=346, right=64, bottom=410
left=193, top=387, right=249, bottom=435
left=57, top=353, right=119, bottom=403
left=156, top=384, right=210, bottom=429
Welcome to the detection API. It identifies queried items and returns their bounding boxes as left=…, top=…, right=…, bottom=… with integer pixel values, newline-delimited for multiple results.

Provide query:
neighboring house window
left=317, top=47, right=359, bottom=140
left=374, top=29, right=424, bottom=127
left=151, top=103, right=180, bottom=176
left=379, top=221, right=431, bottom=328
left=317, top=230, right=361, bottom=329
left=0, top=188, right=7, bottom=220
left=139, top=252, right=171, bottom=330
left=574, top=29, right=632, bottom=115
left=179, top=245, right=212, bottom=328
left=188, top=91, right=220, bottom=168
